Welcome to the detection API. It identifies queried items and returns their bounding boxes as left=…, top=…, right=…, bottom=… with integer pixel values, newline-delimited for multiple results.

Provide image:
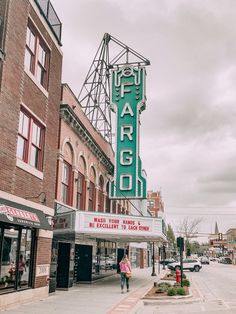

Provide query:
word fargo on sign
left=110, top=65, right=147, bottom=199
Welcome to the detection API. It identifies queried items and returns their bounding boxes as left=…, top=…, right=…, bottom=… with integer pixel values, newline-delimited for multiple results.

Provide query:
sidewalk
left=1, top=267, right=167, bottom=314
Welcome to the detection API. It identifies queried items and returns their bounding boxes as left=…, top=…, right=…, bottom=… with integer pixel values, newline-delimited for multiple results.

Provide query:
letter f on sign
left=121, top=82, right=132, bottom=98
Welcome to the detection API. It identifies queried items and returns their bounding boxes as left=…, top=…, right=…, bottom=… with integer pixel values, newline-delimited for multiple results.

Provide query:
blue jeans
left=120, top=272, right=129, bottom=290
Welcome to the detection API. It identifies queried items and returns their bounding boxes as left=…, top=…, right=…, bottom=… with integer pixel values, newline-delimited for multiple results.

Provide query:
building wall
left=226, top=228, right=236, bottom=263
left=0, top=0, right=62, bottom=304
left=56, top=84, right=130, bottom=214
left=0, top=0, right=62, bottom=209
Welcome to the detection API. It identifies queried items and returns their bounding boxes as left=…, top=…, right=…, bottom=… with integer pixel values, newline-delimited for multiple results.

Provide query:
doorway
left=56, top=242, right=71, bottom=289
left=74, top=244, right=92, bottom=282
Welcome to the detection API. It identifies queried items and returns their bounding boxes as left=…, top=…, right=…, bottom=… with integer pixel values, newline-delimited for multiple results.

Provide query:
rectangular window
left=117, top=204, right=122, bottom=214
left=61, top=162, right=72, bottom=205
left=24, top=23, right=50, bottom=90
left=17, top=108, right=45, bottom=171
left=76, top=172, right=85, bottom=210
left=147, top=200, right=155, bottom=209
left=88, top=182, right=95, bottom=211
left=112, top=201, right=116, bottom=214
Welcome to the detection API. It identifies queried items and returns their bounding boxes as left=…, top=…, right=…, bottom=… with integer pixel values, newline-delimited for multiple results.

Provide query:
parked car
left=200, top=256, right=210, bottom=264
left=168, top=259, right=202, bottom=272
left=159, top=258, right=176, bottom=265
left=218, top=257, right=232, bottom=264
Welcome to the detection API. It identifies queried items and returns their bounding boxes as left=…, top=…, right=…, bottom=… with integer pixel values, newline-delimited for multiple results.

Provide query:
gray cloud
left=52, top=0, right=236, bottom=238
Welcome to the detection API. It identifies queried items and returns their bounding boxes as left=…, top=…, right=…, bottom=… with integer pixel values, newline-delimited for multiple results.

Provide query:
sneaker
left=127, top=289, right=130, bottom=292
left=121, top=290, right=124, bottom=294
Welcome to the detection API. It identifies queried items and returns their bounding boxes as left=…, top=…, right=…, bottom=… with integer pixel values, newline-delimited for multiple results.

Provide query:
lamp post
left=151, top=242, right=157, bottom=276
left=162, top=244, right=166, bottom=270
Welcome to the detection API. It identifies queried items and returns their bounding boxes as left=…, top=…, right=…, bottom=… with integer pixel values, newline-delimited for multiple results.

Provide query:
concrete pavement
left=1, top=267, right=167, bottom=314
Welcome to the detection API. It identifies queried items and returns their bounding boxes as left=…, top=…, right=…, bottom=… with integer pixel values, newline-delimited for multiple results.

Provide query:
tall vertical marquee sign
left=110, top=65, right=147, bottom=199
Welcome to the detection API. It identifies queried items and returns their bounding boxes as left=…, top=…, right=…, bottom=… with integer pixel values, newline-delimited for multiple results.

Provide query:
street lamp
left=162, top=244, right=166, bottom=270
left=151, top=242, right=157, bottom=276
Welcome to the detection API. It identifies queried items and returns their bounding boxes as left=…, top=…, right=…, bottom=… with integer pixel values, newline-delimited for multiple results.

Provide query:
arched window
left=97, top=176, right=104, bottom=212
left=105, top=182, right=111, bottom=213
left=76, top=172, right=85, bottom=210
left=61, top=143, right=73, bottom=206
left=88, top=166, right=96, bottom=211
left=76, top=156, right=86, bottom=210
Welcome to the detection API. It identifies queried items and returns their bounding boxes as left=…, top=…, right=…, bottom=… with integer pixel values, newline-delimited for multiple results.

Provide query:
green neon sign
left=110, top=65, right=146, bottom=199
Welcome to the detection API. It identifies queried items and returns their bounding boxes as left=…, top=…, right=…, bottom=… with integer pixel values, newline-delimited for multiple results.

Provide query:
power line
left=165, top=212, right=236, bottom=216
left=166, top=205, right=236, bottom=209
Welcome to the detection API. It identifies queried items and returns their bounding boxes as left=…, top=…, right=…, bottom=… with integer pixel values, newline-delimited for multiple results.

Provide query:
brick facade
left=56, top=84, right=130, bottom=214
left=0, top=0, right=62, bottom=208
left=0, top=0, right=62, bottom=304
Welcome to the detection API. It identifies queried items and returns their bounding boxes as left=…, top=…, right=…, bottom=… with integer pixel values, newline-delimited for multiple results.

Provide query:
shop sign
left=53, top=213, right=74, bottom=230
left=110, top=65, right=147, bottom=199
left=76, top=212, right=163, bottom=238
left=0, top=199, right=51, bottom=230
left=0, top=205, right=40, bottom=222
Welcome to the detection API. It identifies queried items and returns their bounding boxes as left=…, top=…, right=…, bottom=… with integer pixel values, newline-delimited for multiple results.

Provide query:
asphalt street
left=1, top=263, right=236, bottom=314
left=137, top=262, right=236, bottom=314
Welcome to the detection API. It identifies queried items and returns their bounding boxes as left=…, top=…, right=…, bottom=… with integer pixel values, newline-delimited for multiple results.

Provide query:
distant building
left=208, top=222, right=227, bottom=257
left=226, top=228, right=236, bottom=264
left=147, top=190, right=164, bottom=217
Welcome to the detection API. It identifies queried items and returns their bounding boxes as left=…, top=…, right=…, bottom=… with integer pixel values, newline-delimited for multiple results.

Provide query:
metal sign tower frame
left=78, top=33, right=150, bottom=144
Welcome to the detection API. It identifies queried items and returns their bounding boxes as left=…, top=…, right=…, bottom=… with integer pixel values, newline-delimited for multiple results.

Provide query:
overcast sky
left=52, top=0, right=236, bottom=241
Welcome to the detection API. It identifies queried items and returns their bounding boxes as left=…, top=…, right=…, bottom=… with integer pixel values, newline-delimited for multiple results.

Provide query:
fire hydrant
left=176, top=268, right=181, bottom=284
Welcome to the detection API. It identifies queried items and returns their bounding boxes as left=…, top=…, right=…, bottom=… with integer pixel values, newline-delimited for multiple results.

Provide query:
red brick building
left=51, top=84, right=132, bottom=288
left=0, top=0, right=62, bottom=307
left=147, top=190, right=164, bottom=217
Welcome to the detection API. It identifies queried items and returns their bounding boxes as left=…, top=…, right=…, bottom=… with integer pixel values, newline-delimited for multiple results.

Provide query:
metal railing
left=34, top=0, right=62, bottom=45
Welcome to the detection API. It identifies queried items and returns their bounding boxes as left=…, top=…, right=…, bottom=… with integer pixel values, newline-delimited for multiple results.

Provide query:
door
left=75, top=244, right=92, bottom=282
left=56, top=242, right=71, bottom=288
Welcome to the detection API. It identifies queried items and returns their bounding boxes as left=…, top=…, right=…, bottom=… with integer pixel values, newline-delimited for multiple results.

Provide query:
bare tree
left=178, top=217, right=203, bottom=254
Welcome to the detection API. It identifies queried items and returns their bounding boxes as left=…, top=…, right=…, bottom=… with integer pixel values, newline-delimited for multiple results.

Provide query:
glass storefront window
left=0, top=225, right=35, bottom=293
left=18, top=229, right=33, bottom=289
left=0, top=228, right=19, bottom=290
left=92, top=241, right=117, bottom=279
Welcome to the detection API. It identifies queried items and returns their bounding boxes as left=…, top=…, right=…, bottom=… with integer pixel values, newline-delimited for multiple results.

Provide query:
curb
left=138, top=277, right=204, bottom=307
left=142, top=288, right=203, bottom=306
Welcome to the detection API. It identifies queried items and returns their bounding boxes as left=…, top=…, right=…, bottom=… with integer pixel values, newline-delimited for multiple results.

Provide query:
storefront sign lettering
left=0, top=205, right=40, bottom=222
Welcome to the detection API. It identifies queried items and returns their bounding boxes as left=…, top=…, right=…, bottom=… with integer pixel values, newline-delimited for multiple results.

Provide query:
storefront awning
left=0, top=198, right=51, bottom=230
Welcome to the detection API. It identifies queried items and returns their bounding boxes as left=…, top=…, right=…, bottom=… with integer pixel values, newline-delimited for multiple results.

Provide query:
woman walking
left=119, top=255, right=132, bottom=293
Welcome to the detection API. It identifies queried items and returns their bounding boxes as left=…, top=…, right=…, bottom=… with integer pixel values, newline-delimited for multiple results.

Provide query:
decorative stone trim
left=60, top=104, right=114, bottom=174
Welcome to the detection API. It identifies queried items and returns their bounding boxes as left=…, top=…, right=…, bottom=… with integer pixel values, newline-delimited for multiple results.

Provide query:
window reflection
left=0, top=228, right=18, bottom=290
left=18, top=229, right=32, bottom=289
left=0, top=227, right=34, bottom=292
left=92, top=241, right=117, bottom=279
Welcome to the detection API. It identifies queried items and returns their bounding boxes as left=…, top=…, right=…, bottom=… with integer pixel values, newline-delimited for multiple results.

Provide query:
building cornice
left=60, top=104, right=114, bottom=175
